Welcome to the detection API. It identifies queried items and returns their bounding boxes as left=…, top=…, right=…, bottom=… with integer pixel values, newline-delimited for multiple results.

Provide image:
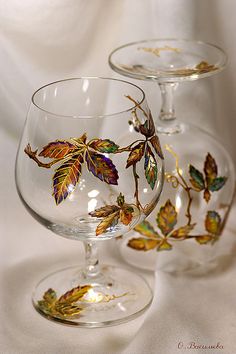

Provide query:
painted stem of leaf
left=125, top=95, right=148, bottom=118
left=165, top=145, right=193, bottom=226
left=24, top=144, right=65, bottom=169
left=133, top=164, right=143, bottom=211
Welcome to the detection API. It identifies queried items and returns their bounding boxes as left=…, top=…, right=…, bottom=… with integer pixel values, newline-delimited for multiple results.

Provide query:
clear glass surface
left=15, top=77, right=164, bottom=326
left=109, top=40, right=235, bottom=273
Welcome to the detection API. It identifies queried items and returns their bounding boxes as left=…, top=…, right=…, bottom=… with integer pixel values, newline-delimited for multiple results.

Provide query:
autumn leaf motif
left=126, top=142, right=145, bottom=168
left=144, top=144, right=158, bottom=190
left=128, top=199, right=196, bottom=252
left=195, top=210, right=222, bottom=244
left=89, top=193, right=134, bottom=236
left=189, top=153, right=227, bottom=202
left=25, top=134, right=119, bottom=204
left=37, top=285, right=91, bottom=319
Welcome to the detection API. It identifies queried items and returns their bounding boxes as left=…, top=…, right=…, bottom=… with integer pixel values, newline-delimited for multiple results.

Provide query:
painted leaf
left=89, top=205, right=119, bottom=218
left=127, top=237, right=159, bottom=251
left=150, top=135, right=164, bottom=160
left=117, top=193, right=125, bottom=207
left=89, top=139, right=119, bottom=153
left=157, top=239, right=172, bottom=251
left=58, top=285, right=91, bottom=304
left=204, top=189, right=211, bottom=203
left=53, top=153, right=83, bottom=205
left=204, top=153, right=217, bottom=185
left=208, top=177, right=227, bottom=192
left=96, top=211, right=120, bottom=236
left=171, top=223, right=196, bottom=239
left=120, top=205, right=134, bottom=226
left=134, top=220, right=160, bottom=239
left=86, top=151, right=119, bottom=185
left=71, top=133, right=87, bottom=145
left=195, top=235, right=214, bottom=244
left=157, top=199, right=177, bottom=236
left=43, top=288, right=57, bottom=304
left=205, top=211, right=221, bottom=235
left=39, top=141, right=77, bottom=159
left=189, top=165, right=205, bottom=191
left=54, top=303, right=82, bottom=317
left=126, top=142, right=145, bottom=168
left=144, top=144, right=158, bottom=190
left=139, top=112, right=155, bottom=137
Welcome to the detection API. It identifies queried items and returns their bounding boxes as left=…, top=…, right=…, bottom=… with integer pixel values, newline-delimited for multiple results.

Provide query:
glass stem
left=158, top=82, right=179, bottom=121
left=83, top=241, right=100, bottom=279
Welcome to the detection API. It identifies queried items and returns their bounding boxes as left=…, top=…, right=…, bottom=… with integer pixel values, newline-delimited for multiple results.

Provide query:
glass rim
left=109, top=38, right=228, bottom=63
left=31, top=76, right=146, bottom=119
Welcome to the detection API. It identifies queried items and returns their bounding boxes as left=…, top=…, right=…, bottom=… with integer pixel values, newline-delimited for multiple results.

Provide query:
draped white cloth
left=1, top=1, right=236, bottom=353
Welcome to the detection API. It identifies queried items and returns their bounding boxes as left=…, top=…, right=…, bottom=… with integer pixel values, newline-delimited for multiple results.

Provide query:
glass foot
left=32, top=265, right=153, bottom=327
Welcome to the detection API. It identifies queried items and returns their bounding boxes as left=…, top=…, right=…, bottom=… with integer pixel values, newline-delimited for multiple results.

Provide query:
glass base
left=32, top=265, right=153, bottom=327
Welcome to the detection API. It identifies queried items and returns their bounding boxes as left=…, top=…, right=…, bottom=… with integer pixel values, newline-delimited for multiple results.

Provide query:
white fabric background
left=1, top=1, right=236, bottom=353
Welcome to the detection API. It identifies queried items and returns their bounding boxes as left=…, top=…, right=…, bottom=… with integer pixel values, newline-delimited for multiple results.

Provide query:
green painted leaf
left=117, top=193, right=125, bottom=207
left=208, top=177, right=227, bottom=192
left=127, top=237, right=160, bottom=251
left=85, top=151, right=119, bottom=185
left=43, top=288, right=57, bottom=304
left=189, top=165, right=205, bottom=191
left=89, top=139, right=119, bottom=153
left=134, top=220, right=160, bottom=239
left=144, top=144, right=158, bottom=190
left=205, top=211, right=221, bottom=235
left=126, top=142, right=145, bottom=168
left=157, top=199, right=177, bottom=236
left=53, top=153, right=83, bottom=205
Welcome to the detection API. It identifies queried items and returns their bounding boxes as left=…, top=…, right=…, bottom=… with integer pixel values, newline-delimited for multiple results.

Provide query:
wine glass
left=15, top=77, right=164, bottom=327
left=109, top=40, right=235, bottom=273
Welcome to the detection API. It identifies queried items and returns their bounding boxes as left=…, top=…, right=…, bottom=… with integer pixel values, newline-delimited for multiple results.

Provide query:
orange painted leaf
left=96, top=211, right=120, bottom=236
left=39, top=141, right=77, bottom=159
left=205, top=211, right=221, bottom=235
left=195, top=235, right=214, bottom=244
left=58, top=285, right=91, bottom=304
left=171, top=223, right=196, bottom=239
left=120, top=205, right=134, bottom=226
left=139, top=110, right=155, bottom=137
left=203, top=189, right=211, bottom=202
left=204, top=153, right=217, bottom=186
left=134, top=220, right=160, bottom=239
left=150, top=135, right=164, bottom=160
left=126, top=142, right=145, bottom=168
left=127, top=237, right=159, bottom=251
left=85, top=151, right=119, bottom=185
left=156, top=199, right=177, bottom=236
left=53, top=153, right=83, bottom=204
left=89, top=205, right=119, bottom=218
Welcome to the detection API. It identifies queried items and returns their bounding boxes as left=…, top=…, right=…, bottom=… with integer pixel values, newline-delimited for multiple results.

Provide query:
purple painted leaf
left=144, top=144, right=158, bottom=190
left=39, top=141, right=77, bottom=159
left=53, top=153, right=83, bottom=204
left=89, top=139, right=119, bottom=153
left=85, top=151, right=118, bottom=185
